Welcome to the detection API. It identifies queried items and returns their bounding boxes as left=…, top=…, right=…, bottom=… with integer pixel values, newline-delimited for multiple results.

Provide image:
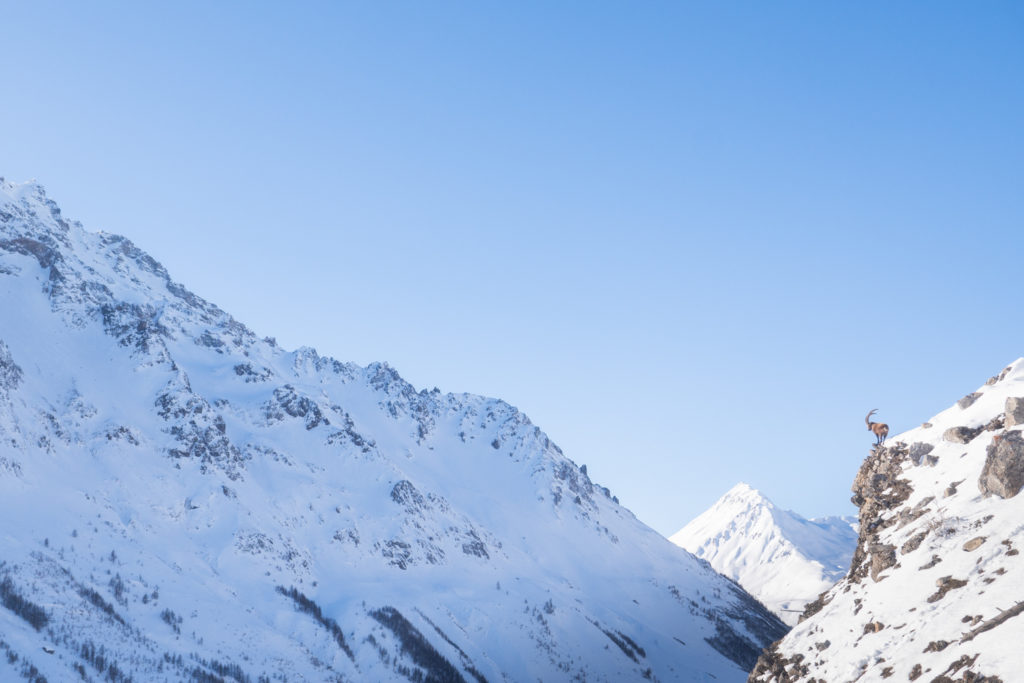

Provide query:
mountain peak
left=0, top=179, right=787, bottom=682
left=723, top=481, right=768, bottom=502
left=670, top=484, right=857, bottom=626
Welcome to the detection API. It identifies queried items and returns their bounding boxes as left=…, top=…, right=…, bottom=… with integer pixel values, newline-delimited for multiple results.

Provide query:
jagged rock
left=99, top=301, right=169, bottom=355
left=979, top=430, right=1024, bottom=499
left=927, top=576, right=967, bottom=603
left=943, top=426, right=982, bottom=444
left=869, top=543, right=897, bottom=582
left=1004, top=397, right=1024, bottom=427
left=986, top=367, right=1013, bottom=385
left=902, top=532, right=927, bottom=554
left=958, top=392, right=982, bottom=409
left=0, top=340, right=23, bottom=393
left=863, top=621, right=885, bottom=633
left=898, top=496, right=934, bottom=528
left=984, top=414, right=1005, bottom=432
left=848, top=442, right=912, bottom=584
left=267, top=385, right=329, bottom=430
left=909, top=442, right=934, bottom=465
left=390, top=480, right=428, bottom=511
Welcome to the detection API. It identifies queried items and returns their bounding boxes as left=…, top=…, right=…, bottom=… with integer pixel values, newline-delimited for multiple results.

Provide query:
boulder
left=963, top=537, right=986, bottom=552
left=943, top=426, right=981, bottom=444
left=986, top=366, right=1013, bottom=385
left=1005, top=397, right=1024, bottom=427
left=958, top=392, right=982, bottom=409
left=978, top=430, right=1024, bottom=499
left=908, top=442, right=934, bottom=465
left=869, top=543, right=897, bottom=582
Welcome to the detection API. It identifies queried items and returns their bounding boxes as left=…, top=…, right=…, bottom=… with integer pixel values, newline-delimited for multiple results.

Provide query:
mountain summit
left=0, top=179, right=786, bottom=682
left=669, top=483, right=857, bottom=626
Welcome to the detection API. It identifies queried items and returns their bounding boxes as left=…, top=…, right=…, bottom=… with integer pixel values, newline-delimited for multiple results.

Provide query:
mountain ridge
left=0, top=177, right=786, bottom=682
left=750, top=360, right=1024, bottom=682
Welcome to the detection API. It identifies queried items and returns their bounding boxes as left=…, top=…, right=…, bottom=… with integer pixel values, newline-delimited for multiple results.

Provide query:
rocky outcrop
left=847, top=442, right=912, bottom=584
left=957, top=392, right=982, bottom=409
left=0, top=340, right=22, bottom=394
left=750, top=361, right=1024, bottom=682
left=908, top=442, right=934, bottom=465
left=943, top=426, right=982, bottom=444
left=1004, top=397, right=1024, bottom=427
left=978, top=430, right=1024, bottom=498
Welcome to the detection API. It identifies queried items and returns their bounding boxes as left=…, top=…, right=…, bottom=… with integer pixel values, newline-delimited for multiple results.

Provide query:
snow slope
left=669, top=484, right=857, bottom=626
left=750, top=363, right=1024, bottom=682
left=0, top=178, right=786, bottom=683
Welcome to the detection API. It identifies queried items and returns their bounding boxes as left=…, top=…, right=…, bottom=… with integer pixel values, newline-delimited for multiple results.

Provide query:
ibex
left=865, top=409, right=889, bottom=445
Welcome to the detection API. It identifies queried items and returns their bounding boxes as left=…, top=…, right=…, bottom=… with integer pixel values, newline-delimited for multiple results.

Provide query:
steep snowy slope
left=669, top=484, right=857, bottom=626
left=0, top=178, right=786, bottom=683
left=750, top=363, right=1024, bottom=682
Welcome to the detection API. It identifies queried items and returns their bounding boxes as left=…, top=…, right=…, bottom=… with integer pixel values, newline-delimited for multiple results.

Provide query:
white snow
left=669, top=483, right=857, bottom=625
left=751, top=361, right=1024, bottom=681
left=0, top=178, right=786, bottom=682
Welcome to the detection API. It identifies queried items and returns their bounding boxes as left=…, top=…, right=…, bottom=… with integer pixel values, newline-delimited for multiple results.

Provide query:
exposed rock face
left=749, top=363, right=1024, bottom=683
left=978, top=430, right=1024, bottom=499
left=0, top=340, right=22, bottom=393
left=958, top=392, right=982, bottom=409
left=847, top=442, right=912, bottom=584
left=909, top=441, right=935, bottom=465
left=1004, top=397, right=1024, bottom=427
left=943, top=425, right=982, bottom=444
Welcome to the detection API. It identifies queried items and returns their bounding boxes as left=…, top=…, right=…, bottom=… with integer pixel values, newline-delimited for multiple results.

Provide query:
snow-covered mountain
left=669, top=484, right=857, bottom=626
left=0, top=178, right=787, bottom=683
left=750, top=364, right=1024, bottom=682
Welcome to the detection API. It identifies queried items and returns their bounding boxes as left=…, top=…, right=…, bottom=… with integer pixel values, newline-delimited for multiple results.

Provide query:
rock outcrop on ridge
left=750, top=363, right=1024, bottom=683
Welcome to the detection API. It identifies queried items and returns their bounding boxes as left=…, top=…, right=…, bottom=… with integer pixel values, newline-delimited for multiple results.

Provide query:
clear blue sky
left=3, top=2, right=1023, bottom=534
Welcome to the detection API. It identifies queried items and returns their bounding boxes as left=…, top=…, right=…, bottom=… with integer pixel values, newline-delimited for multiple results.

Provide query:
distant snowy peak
left=669, top=483, right=857, bottom=626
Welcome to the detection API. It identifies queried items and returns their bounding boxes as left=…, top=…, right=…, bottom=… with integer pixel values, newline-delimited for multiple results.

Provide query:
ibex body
left=865, top=409, right=889, bottom=445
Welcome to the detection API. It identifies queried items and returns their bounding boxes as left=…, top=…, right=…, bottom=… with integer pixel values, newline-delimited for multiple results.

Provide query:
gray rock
left=927, top=576, right=967, bottom=603
left=979, top=430, right=1024, bottom=498
left=986, top=366, right=1013, bottom=385
left=943, top=426, right=982, bottom=444
left=985, top=414, right=1006, bottom=432
left=958, top=392, right=982, bottom=409
left=869, top=543, right=897, bottom=582
left=901, top=532, right=927, bottom=555
left=1005, top=397, right=1024, bottom=427
left=963, top=537, right=985, bottom=552
left=0, top=340, right=23, bottom=392
left=908, top=442, right=934, bottom=465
